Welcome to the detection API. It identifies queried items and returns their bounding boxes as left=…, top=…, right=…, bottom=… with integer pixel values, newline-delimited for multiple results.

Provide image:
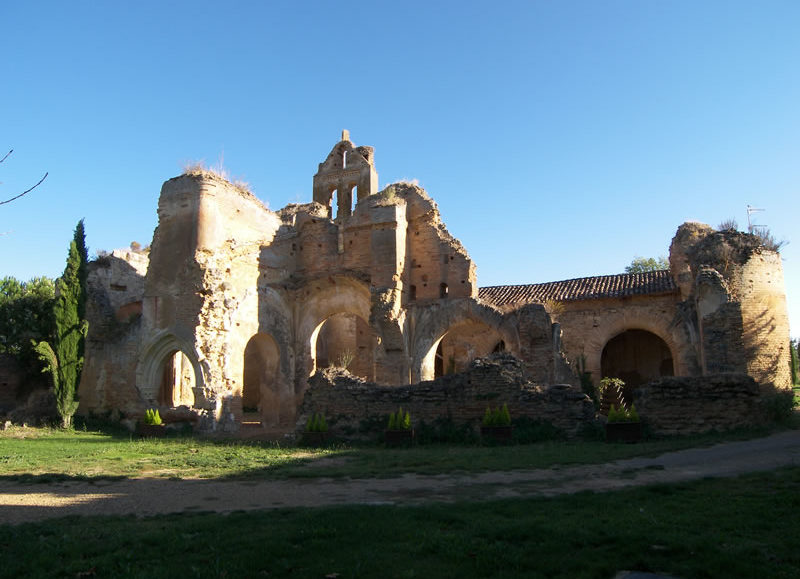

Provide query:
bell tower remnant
left=312, top=130, right=379, bottom=219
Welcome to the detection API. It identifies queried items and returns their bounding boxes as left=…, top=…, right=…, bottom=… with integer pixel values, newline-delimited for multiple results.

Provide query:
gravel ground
left=2, top=429, right=799, bottom=526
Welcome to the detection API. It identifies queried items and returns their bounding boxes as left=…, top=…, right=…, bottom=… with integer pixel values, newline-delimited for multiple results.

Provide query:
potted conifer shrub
left=384, top=407, right=414, bottom=446
left=480, top=403, right=513, bottom=443
left=138, top=408, right=166, bottom=438
left=604, top=404, right=642, bottom=443
left=302, top=412, right=330, bottom=446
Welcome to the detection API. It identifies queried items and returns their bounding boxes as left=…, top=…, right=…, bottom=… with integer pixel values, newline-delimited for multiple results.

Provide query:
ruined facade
left=78, top=133, right=792, bottom=434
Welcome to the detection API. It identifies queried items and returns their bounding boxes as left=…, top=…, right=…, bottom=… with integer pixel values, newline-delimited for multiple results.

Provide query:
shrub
left=596, top=377, right=625, bottom=405
left=387, top=407, right=411, bottom=430
left=144, top=408, right=162, bottom=426
left=332, top=349, right=355, bottom=370
left=305, top=413, right=328, bottom=432
left=482, top=404, right=511, bottom=427
left=607, top=404, right=639, bottom=423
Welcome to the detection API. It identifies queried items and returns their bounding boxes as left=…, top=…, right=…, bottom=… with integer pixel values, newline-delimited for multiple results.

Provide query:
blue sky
left=2, top=1, right=798, bottom=338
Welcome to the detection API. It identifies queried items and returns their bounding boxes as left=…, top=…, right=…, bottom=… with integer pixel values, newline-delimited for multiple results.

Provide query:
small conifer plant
left=482, top=404, right=512, bottom=427
left=144, top=408, right=162, bottom=426
left=305, top=413, right=328, bottom=432
left=387, top=407, right=411, bottom=430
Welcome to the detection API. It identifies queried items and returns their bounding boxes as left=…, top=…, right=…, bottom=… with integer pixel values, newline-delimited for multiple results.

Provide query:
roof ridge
left=478, top=270, right=676, bottom=306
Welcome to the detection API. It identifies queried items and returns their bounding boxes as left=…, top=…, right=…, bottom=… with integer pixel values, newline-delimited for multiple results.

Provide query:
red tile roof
left=479, top=270, right=677, bottom=307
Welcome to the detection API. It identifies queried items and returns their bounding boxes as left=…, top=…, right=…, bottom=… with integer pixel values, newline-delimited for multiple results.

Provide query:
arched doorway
left=429, top=320, right=504, bottom=379
left=242, top=333, right=280, bottom=426
left=313, top=313, right=376, bottom=380
left=157, top=350, right=196, bottom=407
left=601, top=329, right=674, bottom=404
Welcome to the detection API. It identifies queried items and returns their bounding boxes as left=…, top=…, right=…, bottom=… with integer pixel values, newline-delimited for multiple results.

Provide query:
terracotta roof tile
left=479, top=270, right=677, bottom=307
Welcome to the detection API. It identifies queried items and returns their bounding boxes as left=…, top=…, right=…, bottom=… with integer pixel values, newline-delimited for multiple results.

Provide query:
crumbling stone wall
left=76, top=135, right=791, bottom=436
left=670, top=222, right=792, bottom=391
left=297, top=354, right=594, bottom=438
left=78, top=250, right=149, bottom=416
left=634, top=374, right=764, bottom=435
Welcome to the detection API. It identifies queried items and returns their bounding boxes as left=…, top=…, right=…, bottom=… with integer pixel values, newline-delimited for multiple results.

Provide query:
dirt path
left=2, top=429, right=799, bottom=526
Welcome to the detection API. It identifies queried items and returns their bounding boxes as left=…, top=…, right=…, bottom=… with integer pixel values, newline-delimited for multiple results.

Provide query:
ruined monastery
left=78, top=132, right=793, bottom=435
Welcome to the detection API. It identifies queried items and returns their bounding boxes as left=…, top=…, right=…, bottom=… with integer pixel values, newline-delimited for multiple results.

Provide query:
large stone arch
left=136, top=331, right=205, bottom=406
left=582, top=311, right=692, bottom=383
left=296, top=276, right=376, bottom=394
left=409, top=300, right=517, bottom=382
left=313, top=312, right=377, bottom=381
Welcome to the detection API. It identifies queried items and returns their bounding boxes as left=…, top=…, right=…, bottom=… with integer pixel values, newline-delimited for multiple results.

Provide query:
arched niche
left=242, top=332, right=281, bottom=426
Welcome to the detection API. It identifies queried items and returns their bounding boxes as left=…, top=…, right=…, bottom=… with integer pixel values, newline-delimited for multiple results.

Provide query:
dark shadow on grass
left=0, top=473, right=128, bottom=484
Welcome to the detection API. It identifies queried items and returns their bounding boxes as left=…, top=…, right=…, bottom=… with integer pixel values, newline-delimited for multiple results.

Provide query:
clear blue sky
left=2, top=1, right=798, bottom=338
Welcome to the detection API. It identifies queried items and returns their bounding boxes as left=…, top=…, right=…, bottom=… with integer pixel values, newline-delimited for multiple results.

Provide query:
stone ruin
left=72, top=132, right=792, bottom=437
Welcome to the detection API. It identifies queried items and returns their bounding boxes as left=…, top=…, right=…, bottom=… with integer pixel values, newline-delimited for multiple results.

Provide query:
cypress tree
left=35, top=220, right=88, bottom=428
left=791, top=339, right=799, bottom=386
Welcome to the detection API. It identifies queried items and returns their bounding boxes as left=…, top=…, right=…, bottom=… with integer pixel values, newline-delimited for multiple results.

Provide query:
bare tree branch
left=0, top=149, right=12, bottom=164
left=0, top=172, right=48, bottom=205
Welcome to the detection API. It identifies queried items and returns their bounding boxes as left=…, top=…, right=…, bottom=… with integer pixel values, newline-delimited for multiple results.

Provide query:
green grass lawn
left=2, top=467, right=798, bottom=578
left=0, top=421, right=793, bottom=481
left=1, top=421, right=799, bottom=577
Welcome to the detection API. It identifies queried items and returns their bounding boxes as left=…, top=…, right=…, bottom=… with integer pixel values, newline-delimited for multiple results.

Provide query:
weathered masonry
left=78, top=132, right=793, bottom=434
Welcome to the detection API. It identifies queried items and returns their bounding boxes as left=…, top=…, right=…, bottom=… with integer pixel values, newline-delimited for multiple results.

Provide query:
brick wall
left=634, top=373, right=764, bottom=435
left=297, top=353, right=594, bottom=438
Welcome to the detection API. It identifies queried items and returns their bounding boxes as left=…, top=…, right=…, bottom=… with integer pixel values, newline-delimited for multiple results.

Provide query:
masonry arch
left=425, top=319, right=506, bottom=379
left=242, top=332, right=282, bottom=426
left=297, top=276, right=375, bottom=385
left=600, top=329, right=674, bottom=405
left=575, top=303, right=694, bottom=385
left=311, top=313, right=377, bottom=381
left=410, top=300, right=514, bottom=382
left=136, top=332, right=204, bottom=407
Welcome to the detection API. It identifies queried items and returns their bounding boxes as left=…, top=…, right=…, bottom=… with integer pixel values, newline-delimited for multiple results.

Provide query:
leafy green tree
left=0, top=277, right=56, bottom=395
left=625, top=256, right=669, bottom=274
left=791, top=339, right=799, bottom=386
left=34, top=220, right=89, bottom=428
left=0, top=277, right=55, bottom=356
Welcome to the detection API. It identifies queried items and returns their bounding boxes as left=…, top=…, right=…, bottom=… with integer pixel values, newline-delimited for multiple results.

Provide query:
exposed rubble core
left=76, top=133, right=792, bottom=436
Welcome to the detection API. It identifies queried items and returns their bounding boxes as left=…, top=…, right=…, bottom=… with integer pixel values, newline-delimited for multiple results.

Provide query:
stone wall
left=669, top=222, right=792, bottom=391
left=739, top=252, right=792, bottom=390
left=297, top=353, right=594, bottom=439
left=633, top=374, right=764, bottom=435
left=78, top=250, right=149, bottom=417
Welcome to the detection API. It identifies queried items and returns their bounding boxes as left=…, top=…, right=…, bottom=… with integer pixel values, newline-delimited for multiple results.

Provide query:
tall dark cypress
left=35, top=220, right=88, bottom=428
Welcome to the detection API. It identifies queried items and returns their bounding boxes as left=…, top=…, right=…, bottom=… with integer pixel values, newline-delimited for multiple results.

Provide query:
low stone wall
left=634, top=373, right=763, bottom=435
left=297, top=353, right=594, bottom=438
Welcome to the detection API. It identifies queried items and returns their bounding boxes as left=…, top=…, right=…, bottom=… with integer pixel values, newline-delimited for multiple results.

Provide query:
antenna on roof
left=746, top=205, right=766, bottom=234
